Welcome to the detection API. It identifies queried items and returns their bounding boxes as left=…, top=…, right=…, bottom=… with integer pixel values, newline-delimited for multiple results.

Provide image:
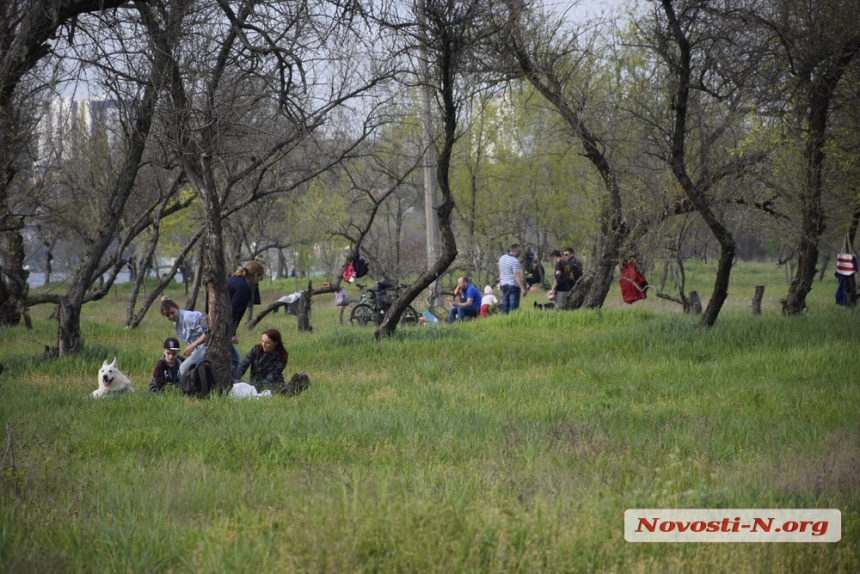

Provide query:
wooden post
left=752, top=285, right=765, bottom=315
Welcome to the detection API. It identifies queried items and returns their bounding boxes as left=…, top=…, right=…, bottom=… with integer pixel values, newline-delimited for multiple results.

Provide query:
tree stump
left=686, top=290, right=702, bottom=315
left=752, top=285, right=765, bottom=315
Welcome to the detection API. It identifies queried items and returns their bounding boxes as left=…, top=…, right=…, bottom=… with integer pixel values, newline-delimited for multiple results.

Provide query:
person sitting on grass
left=235, top=328, right=289, bottom=390
left=447, top=276, right=481, bottom=324
left=148, top=337, right=185, bottom=392
left=480, top=285, right=498, bottom=318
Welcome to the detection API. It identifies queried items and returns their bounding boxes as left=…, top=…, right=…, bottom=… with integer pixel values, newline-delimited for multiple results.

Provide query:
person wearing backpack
left=234, top=328, right=289, bottom=390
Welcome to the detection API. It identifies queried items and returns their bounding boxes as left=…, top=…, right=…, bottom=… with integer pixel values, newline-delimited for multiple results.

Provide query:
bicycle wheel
left=339, top=304, right=354, bottom=326
left=349, top=303, right=374, bottom=327
left=399, top=305, right=419, bottom=326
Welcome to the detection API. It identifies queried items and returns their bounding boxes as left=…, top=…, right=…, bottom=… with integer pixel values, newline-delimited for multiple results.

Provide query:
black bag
left=179, top=359, right=216, bottom=398
left=281, top=372, right=310, bottom=396
left=377, top=289, right=393, bottom=310
left=352, top=255, right=369, bottom=279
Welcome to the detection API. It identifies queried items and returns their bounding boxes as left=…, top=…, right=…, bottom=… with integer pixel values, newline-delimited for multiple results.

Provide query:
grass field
left=1, top=262, right=858, bottom=573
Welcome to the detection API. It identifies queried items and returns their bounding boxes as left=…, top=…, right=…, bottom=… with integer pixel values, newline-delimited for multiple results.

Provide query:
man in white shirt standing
left=498, top=244, right=527, bottom=314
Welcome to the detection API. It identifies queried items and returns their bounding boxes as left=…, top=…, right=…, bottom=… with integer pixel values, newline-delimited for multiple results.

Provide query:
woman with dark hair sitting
left=234, top=328, right=289, bottom=390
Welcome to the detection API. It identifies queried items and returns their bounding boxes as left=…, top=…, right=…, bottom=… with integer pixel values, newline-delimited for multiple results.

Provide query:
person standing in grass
left=547, top=250, right=575, bottom=310
left=523, top=249, right=545, bottom=289
left=563, top=247, right=583, bottom=287
left=498, top=243, right=527, bottom=314
left=148, top=337, right=185, bottom=392
left=159, top=297, right=208, bottom=377
left=228, top=261, right=264, bottom=371
left=235, top=328, right=289, bottom=390
left=446, top=276, right=481, bottom=323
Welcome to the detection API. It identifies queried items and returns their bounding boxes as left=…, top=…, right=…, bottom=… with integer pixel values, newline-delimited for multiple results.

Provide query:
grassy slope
left=1, top=263, right=858, bottom=573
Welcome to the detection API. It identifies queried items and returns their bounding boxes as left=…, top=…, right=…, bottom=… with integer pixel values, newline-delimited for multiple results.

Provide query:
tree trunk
left=577, top=210, right=626, bottom=309
left=187, top=251, right=205, bottom=311
left=44, top=242, right=53, bottom=285
left=0, top=223, right=29, bottom=327
left=201, top=232, right=234, bottom=392
left=782, top=93, right=829, bottom=314
left=752, top=285, right=764, bottom=315
left=57, top=288, right=84, bottom=356
left=298, top=281, right=313, bottom=332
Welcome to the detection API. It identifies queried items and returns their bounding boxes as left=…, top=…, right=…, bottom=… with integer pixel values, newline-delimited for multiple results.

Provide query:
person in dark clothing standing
left=563, top=247, right=583, bottom=285
left=227, top=261, right=264, bottom=371
left=547, top=250, right=575, bottom=310
left=235, top=328, right=289, bottom=390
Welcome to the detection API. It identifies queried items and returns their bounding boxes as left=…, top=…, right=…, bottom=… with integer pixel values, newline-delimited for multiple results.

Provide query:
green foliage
left=1, top=265, right=858, bottom=572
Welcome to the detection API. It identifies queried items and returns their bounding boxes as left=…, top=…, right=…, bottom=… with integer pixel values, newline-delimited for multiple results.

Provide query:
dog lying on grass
left=92, top=358, right=135, bottom=398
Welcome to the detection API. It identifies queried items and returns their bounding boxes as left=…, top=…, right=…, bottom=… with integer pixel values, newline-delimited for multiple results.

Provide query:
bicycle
left=348, top=282, right=419, bottom=327
left=339, top=283, right=370, bottom=326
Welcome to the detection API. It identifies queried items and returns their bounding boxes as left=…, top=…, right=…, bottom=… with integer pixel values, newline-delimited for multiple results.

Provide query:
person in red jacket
left=620, top=260, right=648, bottom=304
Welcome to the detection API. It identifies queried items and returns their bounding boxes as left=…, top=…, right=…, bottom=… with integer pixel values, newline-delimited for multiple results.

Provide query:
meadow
left=1, top=261, right=858, bottom=573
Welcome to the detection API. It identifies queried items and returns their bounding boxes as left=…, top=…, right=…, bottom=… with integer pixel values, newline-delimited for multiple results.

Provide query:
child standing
left=480, top=286, right=498, bottom=318
left=148, top=337, right=185, bottom=392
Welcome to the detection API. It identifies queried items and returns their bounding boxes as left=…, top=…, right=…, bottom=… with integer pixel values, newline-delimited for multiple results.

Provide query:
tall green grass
left=1, top=264, right=858, bottom=572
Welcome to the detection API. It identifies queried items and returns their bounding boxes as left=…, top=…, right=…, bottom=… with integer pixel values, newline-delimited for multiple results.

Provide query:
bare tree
left=636, top=0, right=769, bottom=326
left=493, top=1, right=631, bottom=310
left=748, top=0, right=860, bottom=314
left=0, top=0, right=135, bottom=328
left=369, top=0, right=518, bottom=338
left=139, top=0, right=400, bottom=385
left=22, top=6, right=177, bottom=354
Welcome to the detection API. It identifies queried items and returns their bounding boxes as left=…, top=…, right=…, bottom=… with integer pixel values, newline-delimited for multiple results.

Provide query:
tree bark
left=0, top=220, right=29, bottom=326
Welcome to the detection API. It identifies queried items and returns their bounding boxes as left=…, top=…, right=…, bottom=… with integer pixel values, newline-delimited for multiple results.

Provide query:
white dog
left=92, top=358, right=135, bottom=398
left=229, top=382, right=272, bottom=399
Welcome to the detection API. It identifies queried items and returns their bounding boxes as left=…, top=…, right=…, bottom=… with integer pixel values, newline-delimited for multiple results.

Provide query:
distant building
left=37, top=96, right=122, bottom=166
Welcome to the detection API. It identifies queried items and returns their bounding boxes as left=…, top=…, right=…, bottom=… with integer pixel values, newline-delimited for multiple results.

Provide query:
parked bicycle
left=347, top=281, right=419, bottom=327
left=339, top=283, right=370, bottom=326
